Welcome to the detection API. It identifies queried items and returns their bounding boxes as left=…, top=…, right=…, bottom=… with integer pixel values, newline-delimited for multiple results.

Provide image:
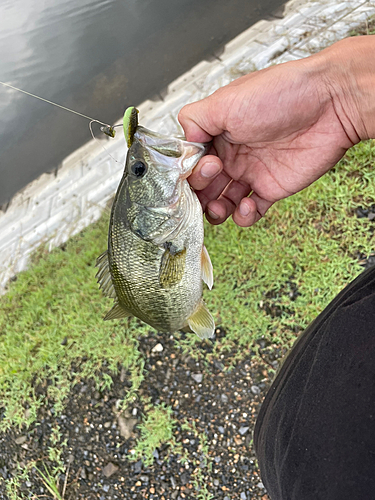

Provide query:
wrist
left=314, top=35, right=375, bottom=142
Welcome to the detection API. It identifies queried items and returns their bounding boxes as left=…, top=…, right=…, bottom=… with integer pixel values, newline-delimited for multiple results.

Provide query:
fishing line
left=0, top=80, right=125, bottom=166
left=0, top=80, right=109, bottom=126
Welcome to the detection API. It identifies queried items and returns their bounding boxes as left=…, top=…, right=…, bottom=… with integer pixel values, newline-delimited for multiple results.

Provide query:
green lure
left=123, top=106, right=139, bottom=147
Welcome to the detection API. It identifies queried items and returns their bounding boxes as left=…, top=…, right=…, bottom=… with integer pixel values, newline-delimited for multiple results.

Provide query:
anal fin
left=187, top=300, right=215, bottom=339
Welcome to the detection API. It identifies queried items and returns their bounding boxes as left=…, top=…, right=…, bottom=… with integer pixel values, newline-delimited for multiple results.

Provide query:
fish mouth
left=135, top=126, right=211, bottom=169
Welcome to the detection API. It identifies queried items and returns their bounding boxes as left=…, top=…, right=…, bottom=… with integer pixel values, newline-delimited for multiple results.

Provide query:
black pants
left=254, top=266, right=375, bottom=500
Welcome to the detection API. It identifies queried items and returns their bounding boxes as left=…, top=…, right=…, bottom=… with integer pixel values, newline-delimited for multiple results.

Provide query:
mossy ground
left=1, top=138, right=375, bottom=498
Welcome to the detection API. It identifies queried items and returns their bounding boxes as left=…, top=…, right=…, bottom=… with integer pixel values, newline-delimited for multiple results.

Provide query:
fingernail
left=207, top=209, right=220, bottom=220
left=239, top=201, right=250, bottom=217
left=201, top=162, right=220, bottom=178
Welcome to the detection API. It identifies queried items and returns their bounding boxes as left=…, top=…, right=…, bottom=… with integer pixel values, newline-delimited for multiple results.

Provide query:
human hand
left=179, top=39, right=367, bottom=227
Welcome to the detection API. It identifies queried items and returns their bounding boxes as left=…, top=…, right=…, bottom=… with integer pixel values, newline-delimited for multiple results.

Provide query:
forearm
left=314, top=35, right=375, bottom=142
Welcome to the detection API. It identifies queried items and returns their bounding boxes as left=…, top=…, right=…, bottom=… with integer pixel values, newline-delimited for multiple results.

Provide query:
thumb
left=178, top=93, right=227, bottom=142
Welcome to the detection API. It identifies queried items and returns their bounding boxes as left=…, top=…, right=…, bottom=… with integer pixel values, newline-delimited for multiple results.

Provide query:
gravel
left=0, top=328, right=279, bottom=500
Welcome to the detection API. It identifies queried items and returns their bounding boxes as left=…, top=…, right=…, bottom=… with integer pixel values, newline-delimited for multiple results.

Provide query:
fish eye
left=130, top=161, right=147, bottom=178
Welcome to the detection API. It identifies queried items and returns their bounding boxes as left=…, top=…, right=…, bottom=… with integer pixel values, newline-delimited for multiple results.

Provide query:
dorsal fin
left=95, top=251, right=117, bottom=299
left=187, top=300, right=215, bottom=339
left=104, top=303, right=131, bottom=321
left=201, top=245, right=213, bottom=290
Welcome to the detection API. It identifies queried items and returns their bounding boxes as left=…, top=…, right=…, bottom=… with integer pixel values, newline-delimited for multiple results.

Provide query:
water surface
left=0, top=0, right=286, bottom=206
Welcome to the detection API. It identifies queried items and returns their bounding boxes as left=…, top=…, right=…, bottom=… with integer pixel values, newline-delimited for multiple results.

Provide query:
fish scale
left=96, top=107, right=215, bottom=339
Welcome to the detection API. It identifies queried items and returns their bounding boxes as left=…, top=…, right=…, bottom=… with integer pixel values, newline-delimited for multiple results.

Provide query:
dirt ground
left=0, top=328, right=283, bottom=499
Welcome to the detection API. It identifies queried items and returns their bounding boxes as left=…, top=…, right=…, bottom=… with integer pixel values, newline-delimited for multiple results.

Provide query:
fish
left=96, top=107, right=215, bottom=339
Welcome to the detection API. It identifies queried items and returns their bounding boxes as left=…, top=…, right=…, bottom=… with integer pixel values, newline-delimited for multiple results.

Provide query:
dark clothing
left=254, top=266, right=375, bottom=500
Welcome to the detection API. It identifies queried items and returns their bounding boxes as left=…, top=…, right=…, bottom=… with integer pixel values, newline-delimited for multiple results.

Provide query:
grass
left=129, top=404, right=179, bottom=467
left=1, top=141, right=375, bottom=428
left=0, top=215, right=147, bottom=430
left=2, top=140, right=375, bottom=496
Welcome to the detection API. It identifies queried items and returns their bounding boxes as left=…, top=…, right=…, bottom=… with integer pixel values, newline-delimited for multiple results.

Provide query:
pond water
left=0, top=0, right=285, bottom=206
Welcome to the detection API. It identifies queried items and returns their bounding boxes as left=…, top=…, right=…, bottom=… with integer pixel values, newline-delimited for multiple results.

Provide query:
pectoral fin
left=201, top=245, right=213, bottom=290
left=104, top=303, right=132, bottom=321
left=187, top=300, right=215, bottom=339
left=159, top=246, right=186, bottom=288
left=95, top=251, right=117, bottom=299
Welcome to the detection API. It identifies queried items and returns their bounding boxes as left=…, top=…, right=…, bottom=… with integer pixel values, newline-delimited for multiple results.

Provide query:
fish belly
left=109, top=221, right=203, bottom=333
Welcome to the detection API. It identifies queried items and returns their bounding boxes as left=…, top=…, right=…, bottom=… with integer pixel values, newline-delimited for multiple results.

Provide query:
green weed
left=0, top=215, right=146, bottom=430
left=129, top=403, right=179, bottom=466
left=1, top=137, right=375, bottom=496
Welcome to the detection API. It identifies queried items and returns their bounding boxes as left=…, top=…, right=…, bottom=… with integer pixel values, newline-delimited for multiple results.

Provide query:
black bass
left=96, top=107, right=215, bottom=338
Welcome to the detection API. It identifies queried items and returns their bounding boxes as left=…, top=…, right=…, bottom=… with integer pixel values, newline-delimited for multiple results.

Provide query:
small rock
left=191, top=373, right=203, bottom=383
left=180, top=472, right=189, bottom=485
left=213, top=479, right=219, bottom=486
left=151, top=343, right=163, bottom=353
left=68, top=454, right=74, bottom=464
left=356, top=206, right=369, bottom=218
left=152, top=449, right=159, bottom=460
left=257, top=481, right=265, bottom=489
left=239, top=426, right=249, bottom=435
left=221, top=394, right=228, bottom=403
left=140, top=475, right=149, bottom=484
left=80, top=468, right=87, bottom=480
left=25, top=481, right=32, bottom=488
left=118, top=415, right=137, bottom=439
left=171, top=476, right=177, bottom=489
left=103, top=484, right=110, bottom=492
left=104, top=421, right=111, bottom=428
left=102, top=462, right=119, bottom=478
left=251, top=385, right=261, bottom=395
left=218, top=426, right=225, bottom=434
left=133, top=460, right=142, bottom=473
left=240, top=492, right=247, bottom=500
left=214, top=360, right=224, bottom=371
left=214, top=456, right=221, bottom=463
left=15, top=436, right=27, bottom=445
